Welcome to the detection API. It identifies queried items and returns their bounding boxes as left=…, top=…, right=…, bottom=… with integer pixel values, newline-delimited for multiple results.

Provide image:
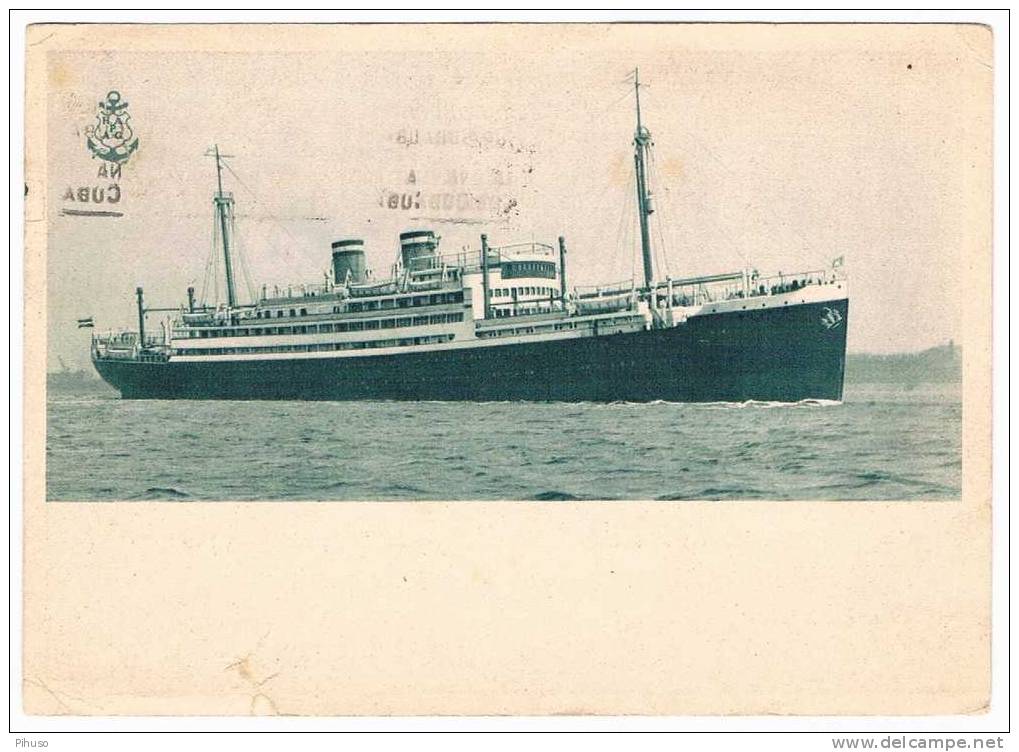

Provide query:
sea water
left=45, top=381, right=961, bottom=501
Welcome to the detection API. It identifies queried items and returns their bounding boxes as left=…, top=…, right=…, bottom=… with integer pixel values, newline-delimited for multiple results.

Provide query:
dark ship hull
left=93, top=297, right=848, bottom=402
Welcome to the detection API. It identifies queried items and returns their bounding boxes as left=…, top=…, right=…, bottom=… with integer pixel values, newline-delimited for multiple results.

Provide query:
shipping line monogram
left=61, top=90, right=138, bottom=218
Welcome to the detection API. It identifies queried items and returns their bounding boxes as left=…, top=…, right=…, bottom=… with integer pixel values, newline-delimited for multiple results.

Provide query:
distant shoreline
left=845, top=342, right=960, bottom=385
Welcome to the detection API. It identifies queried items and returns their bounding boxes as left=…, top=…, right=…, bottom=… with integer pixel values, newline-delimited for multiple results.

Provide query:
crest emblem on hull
left=86, top=91, right=139, bottom=164
left=820, top=306, right=843, bottom=330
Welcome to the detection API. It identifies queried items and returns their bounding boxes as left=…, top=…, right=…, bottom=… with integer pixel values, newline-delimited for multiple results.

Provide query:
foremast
left=632, top=68, right=655, bottom=293
left=210, top=144, right=238, bottom=309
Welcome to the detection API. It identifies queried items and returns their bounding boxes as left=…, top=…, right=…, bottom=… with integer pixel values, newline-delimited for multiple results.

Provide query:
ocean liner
left=90, top=72, right=849, bottom=402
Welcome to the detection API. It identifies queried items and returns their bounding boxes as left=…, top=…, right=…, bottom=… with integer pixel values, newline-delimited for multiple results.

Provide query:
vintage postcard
left=22, top=23, right=993, bottom=716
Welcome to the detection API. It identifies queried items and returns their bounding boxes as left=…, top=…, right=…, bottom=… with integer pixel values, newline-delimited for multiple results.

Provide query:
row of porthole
left=711, top=293, right=843, bottom=314
left=710, top=300, right=804, bottom=313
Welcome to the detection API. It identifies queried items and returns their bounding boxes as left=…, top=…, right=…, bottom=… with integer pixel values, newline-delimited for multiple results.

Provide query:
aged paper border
left=21, top=22, right=993, bottom=717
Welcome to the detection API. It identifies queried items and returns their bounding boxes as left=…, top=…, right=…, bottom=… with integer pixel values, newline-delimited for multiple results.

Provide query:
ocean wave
left=656, top=487, right=765, bottom=500
left=46, top=395, right=117, bottom=405
left=308, top=480, right=351, bottom=493
left=542, top=456, right=568, bottom=466
left=583, top=398, right=846, bottom=409
left=700, top=398, right=843, bottom=410
left=130, top=486, right=192, bottom=500
left=378, top=483, right=426, bottom=496
left=531, top=490, right=583, bottom=501
left=810, top=470, right=955, bottom=494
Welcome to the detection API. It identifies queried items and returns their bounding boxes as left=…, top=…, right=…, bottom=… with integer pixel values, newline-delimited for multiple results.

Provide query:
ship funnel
left=331, top=239, right=367, bottom=284
left=399, top=230, right=438, bottom=272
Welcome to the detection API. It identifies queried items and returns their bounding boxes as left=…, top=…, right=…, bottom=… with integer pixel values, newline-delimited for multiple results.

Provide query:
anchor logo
left=86, top=90, right=139, bottom=164
left=821, top=306, right=843, bottom=330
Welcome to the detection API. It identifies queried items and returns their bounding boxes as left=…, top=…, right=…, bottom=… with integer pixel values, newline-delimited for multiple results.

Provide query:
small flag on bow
left=832, top=255, right=845, bottom=269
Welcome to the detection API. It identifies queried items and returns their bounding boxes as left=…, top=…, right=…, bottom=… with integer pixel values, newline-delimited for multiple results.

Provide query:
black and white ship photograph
left=18, top=14, right=1002, bottom=732
left=43, top=24, right=975, bottom=502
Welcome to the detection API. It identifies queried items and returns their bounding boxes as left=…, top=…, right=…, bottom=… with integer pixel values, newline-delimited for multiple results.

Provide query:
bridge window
left=501, top=260, right=556, bottom=280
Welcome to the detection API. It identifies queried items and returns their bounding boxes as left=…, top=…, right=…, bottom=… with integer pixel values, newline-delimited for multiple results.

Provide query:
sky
left=39, top=24, right=991, bottom=370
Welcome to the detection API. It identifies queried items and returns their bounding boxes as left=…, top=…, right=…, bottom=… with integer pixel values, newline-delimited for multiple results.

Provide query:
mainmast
left=632, top=68, right=655, bottom=292
left=211, top=144, right=237, bottom=308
